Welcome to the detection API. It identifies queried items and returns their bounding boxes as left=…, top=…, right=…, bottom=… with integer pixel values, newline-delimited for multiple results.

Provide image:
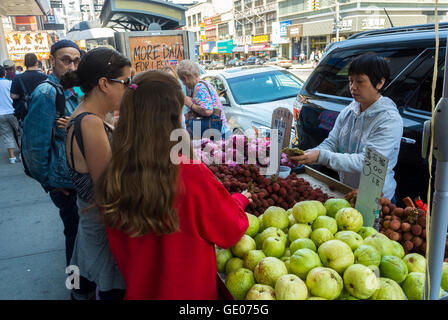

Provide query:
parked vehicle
left=202, top=66, right=303, bottom=136
left=205, top=61, right=225, bottom=70
left=265, top=56, right=293, bottom=69
left=226, top=58, right=242, bottom=68
left=243, top=56, right=265, bottom=66
left=291, top=22, right=448, bottom=204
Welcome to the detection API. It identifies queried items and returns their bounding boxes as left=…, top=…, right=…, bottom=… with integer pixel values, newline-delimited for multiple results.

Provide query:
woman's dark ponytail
left=60, top=70, right=81, bottom=89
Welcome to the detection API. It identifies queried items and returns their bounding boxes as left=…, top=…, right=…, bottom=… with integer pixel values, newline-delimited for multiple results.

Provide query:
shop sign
left=235, top=35, right=252, bottom=46
left=287, top=24, right=303, bottom=38
left=280, top=20, right=292, bottom=37
left=5, top=31, right=51, bottom=60
left=361, top=18, right=385, bottom=30
left=252, top=34, right=269, bottom=44
left=217, top=39, right=233, bottom=54
left=129, top=34, right=185, bottom=72
left=212, top=16, right=222, bottom=25
left=204, top=18, right=213, bottom=26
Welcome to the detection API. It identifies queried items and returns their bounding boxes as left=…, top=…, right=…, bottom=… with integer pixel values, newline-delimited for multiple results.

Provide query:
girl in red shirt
left=95, top=70, right=250, bottom=300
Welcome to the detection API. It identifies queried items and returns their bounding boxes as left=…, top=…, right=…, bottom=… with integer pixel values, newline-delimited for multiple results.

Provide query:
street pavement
left=0, top=154, right=69, bottom=300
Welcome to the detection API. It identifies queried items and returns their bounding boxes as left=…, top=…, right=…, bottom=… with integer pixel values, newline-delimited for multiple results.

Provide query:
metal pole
left=424, top=34, right=448, bottom=300
left=335, top=0, right=340, bottom=42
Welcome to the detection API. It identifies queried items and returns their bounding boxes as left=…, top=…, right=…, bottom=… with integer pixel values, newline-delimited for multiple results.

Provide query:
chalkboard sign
left=355, top=147, right=389, bottom=229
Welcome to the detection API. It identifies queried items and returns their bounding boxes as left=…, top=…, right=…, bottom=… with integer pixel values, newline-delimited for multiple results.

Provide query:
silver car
left=201, top=66, right=303, bottom=136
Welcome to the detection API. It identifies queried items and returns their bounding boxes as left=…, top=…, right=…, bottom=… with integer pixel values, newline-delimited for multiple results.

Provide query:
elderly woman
left=176, top=60, right=228, bottom=137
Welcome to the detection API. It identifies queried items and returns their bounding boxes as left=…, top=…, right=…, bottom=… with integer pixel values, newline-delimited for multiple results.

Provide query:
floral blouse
left=192, top=81, right=228, bottom=134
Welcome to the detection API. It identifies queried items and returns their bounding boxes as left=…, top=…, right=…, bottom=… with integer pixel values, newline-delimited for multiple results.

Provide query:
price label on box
left=355, top=147, right=389, bottom=229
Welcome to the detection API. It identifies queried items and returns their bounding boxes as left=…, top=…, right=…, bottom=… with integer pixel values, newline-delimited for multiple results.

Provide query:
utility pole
left=335, top=0, right=340, bottom=42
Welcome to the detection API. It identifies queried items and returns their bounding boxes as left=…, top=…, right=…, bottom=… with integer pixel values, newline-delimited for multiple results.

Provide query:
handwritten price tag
left=355, top=147, right=389, bottom=229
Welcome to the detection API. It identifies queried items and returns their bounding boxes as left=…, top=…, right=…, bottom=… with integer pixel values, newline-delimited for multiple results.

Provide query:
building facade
left=279, top=0, right=448, bottom=60
left=232, top=0, right=280, bottom=59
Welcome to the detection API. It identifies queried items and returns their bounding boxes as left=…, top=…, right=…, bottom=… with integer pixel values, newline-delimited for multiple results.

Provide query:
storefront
left=217, top=39, right=234, bottom=63
left=5, top=31, right=52, bottom=70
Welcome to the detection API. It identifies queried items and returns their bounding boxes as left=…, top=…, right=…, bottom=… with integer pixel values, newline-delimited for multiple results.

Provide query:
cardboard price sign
left=270, top=108, right=293, bottom=174
left=271, top=107, right=293, bottom=149
left=129, top=35, right=185, bottom=73
left=355, top=147, right=389, bottom=229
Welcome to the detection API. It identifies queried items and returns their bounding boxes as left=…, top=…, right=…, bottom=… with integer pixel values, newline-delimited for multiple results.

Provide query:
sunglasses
left=108, top=76, right=132, bottom=87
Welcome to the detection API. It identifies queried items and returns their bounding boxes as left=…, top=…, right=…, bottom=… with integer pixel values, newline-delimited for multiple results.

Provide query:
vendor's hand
left=242, top=191, right=253, bottom=203
left=288, top=149, right=320, bottom=166
left=184, top=96, right=193, bottom=108
left=56, top=116, right=69, bottom=129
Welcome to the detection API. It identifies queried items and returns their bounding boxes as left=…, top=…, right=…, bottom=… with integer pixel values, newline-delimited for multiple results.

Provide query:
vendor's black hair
left=60, top=47, right=131, bottom=95
left=348, top=53, right=390, bottom=91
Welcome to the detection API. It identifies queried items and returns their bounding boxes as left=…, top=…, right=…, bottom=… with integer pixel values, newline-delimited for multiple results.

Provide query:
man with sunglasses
left=22, top=40, right=82, bottom=274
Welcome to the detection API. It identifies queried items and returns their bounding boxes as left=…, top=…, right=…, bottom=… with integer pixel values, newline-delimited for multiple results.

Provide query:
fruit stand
left=198, top=136, right=448, bottom=300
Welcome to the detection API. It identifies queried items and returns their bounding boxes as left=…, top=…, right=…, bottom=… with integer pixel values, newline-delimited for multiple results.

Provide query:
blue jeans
left=48, top=188, right=79, bottom=266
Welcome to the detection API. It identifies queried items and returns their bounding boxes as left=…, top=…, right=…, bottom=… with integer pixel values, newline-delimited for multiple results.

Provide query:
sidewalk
left=290, top=63, right=314, bottom=69
left=0, top=154, right=69, bottom=300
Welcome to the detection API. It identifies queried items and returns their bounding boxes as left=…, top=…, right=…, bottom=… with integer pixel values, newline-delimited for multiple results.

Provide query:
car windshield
left=227, top=70, right=303, bottom=104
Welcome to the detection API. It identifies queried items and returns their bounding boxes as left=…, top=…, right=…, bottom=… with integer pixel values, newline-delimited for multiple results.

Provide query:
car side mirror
left=220, top=96, right=230, bottom=106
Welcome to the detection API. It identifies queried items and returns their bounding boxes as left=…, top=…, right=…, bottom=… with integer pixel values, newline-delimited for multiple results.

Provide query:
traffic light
left=310, top=0, right=320, bottom=11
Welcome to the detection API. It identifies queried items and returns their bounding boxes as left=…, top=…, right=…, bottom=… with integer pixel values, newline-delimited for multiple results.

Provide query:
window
left=227, top=70, right=303, bottom=104
left=307, top=47, right=425, bottom=98
left=193, top=15, right=197, bottom=26
left=390, top=48, right=445, bottom=113
left=255, top=0, right=264, bottom=7
left=244, top=0, right=253, bottom=9
left=198, top=13, right=202, bottom=24
left=188, top=16, right=192, bottom=27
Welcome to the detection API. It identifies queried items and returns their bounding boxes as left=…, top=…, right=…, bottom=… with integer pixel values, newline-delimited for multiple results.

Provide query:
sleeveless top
left=66, top=112, right=113, bottom=204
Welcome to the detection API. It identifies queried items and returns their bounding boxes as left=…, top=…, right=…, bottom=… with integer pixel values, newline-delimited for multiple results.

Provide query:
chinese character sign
left=355, top=147, right=389, bottom=228
left=5, top=32, right=51, bottom=60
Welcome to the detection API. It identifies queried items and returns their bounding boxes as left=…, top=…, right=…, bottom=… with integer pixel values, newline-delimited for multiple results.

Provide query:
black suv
left=292, top=23, right=447, bottom=205
left=243, top=56, right=265, bottom=66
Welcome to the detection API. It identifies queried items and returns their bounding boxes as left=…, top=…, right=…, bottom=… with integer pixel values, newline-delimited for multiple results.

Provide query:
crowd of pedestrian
left=0, top=39, right=249, bottom=300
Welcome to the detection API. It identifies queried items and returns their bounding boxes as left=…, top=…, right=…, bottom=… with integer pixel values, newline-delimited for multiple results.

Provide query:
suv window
left=386, top=48, right=445, bottom=114
left=307, top=47, right=425, bottom=98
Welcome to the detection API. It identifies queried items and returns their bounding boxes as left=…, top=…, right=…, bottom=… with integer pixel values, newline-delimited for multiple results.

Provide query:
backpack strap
left=17, top=77, right=30, bottom=99
left=44, top=80, right=66, bottom=118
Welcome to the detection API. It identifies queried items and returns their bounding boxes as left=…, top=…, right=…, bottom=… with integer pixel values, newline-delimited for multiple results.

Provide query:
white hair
left=176, top=60, right=200, bottom=78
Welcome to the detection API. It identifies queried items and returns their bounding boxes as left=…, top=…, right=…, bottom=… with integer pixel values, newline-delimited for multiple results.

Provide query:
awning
left=0, top=0, right=50, bottom=16
left=232, top=46, right=245, bottom=53
left=100, top=0, right=186, bottom=31
left=66, top=21, right=115, bottom=41
left=249, top=44, right=269, bottom=52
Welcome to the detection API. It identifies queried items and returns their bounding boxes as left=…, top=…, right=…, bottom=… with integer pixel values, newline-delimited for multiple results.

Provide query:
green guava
left=290, top=238, right=317, bottom=254
left=353, top=245, right=381, bottom=267
left=310, top=228, right=334, bottom=247
left=216, top=248, right=233, bottom=273
left=231, top=234, right=256, bottom=258
left=225, top=268, right=255, bottom=300
left=318, top=240, right=355, bottom=274
left=391, top=240, right=405, bottom=258
left=292, top=201, right=324, bottom=224
left=363, top=233, right=395, bottom=257
left=275, top=274, right=309, bottom=300
left=370, top=278, right=406, bottom=300
left=226, top=257, right=244, bottom=274
left=442, top=262, right=448, bottom=291
left=262, top=236, right=286, bottom=258
left=358, top=226, right=378, bottom=239
left=262, top=206, right=289, bottom=230
left=324, top=198, right=351, bottom=218
left=245, top=284, right=276, bottom=300
left=334, top=231, right=364, bottom=251
left=343, top=264, right=379, bottom=299
left=245, top=213, right=260, bottom=237
left=335, top=208, right=364, bottom=232
left=306, top=267, right=343, bottom=300
left=289, top=248, right=322, bottom=280
left=312, top=216, right=338, bottom=234
left=288, top=223, right=312, bottom=241
left=243, top=250, right=266, bottom=271
left=403, top=253, right=426, bottom=273
left=254, top=257, right=288, bottom=287
left=379, top=255, right=408, bottom=284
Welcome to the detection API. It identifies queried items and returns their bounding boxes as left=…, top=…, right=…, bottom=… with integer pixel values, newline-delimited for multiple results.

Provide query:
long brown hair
left=95, top=70, right=185, bottom=237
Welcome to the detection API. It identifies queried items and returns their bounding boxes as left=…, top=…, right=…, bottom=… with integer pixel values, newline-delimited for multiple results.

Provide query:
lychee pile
left=345, top=190, right=448, bottom=262
left=208, top=164, right=330, bottom=216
